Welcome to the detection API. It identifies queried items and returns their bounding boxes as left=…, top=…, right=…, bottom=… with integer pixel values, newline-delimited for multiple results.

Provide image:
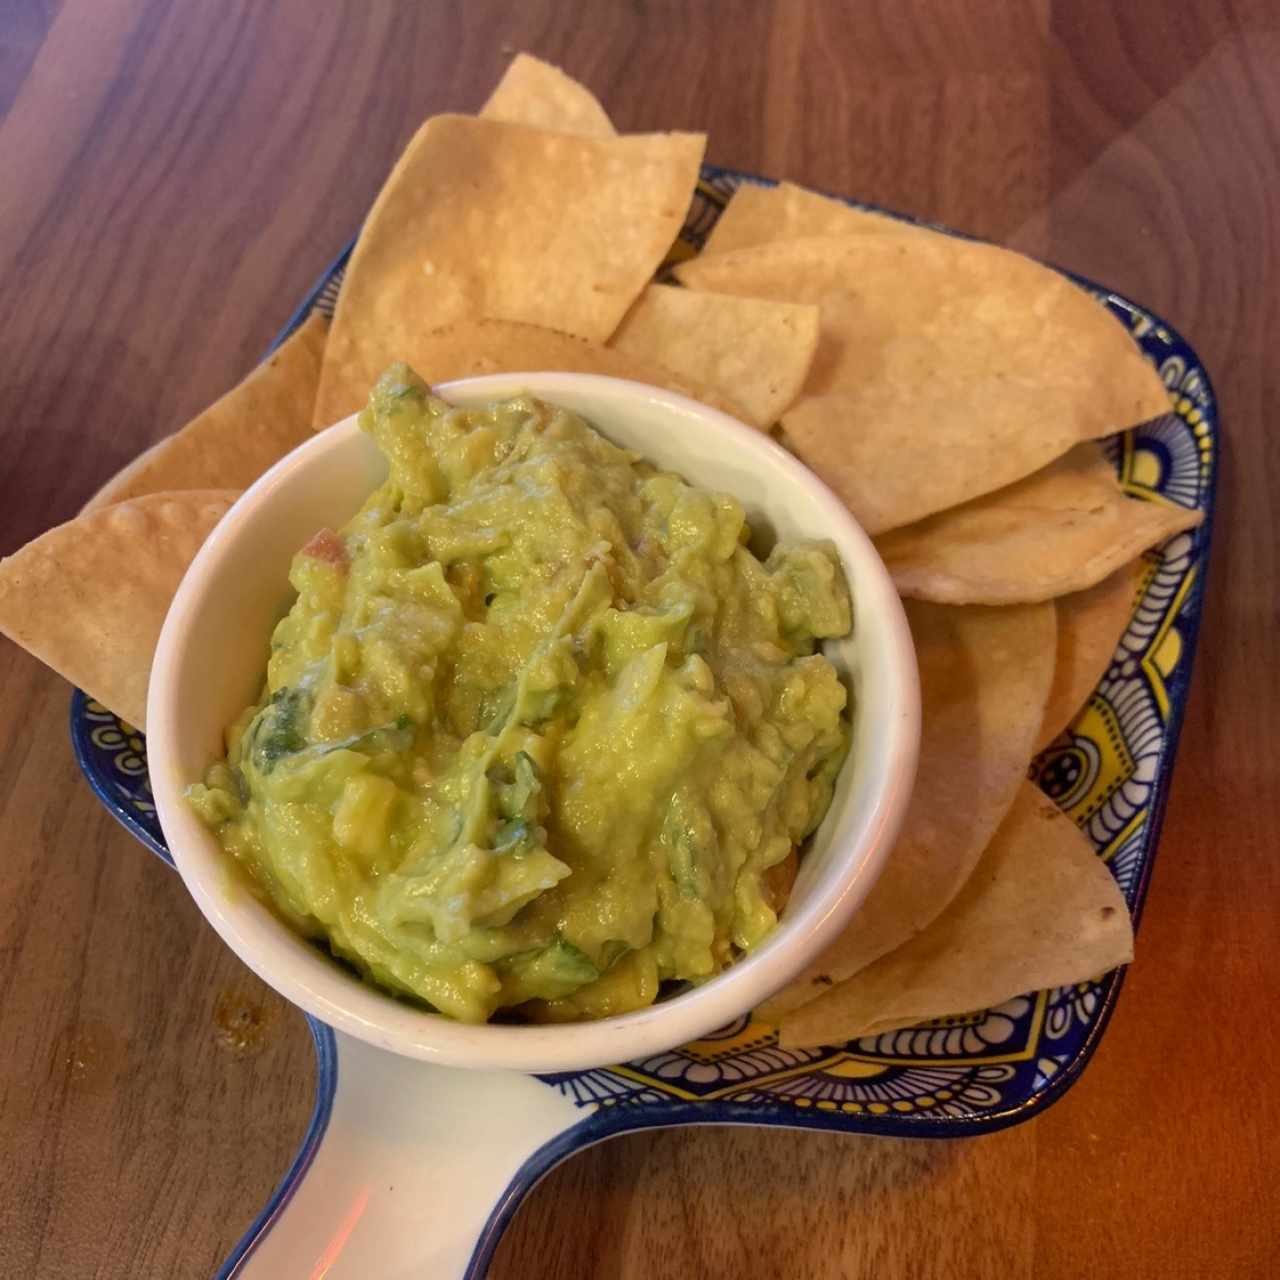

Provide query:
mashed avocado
left=189, top=365, right=852, bottom=1023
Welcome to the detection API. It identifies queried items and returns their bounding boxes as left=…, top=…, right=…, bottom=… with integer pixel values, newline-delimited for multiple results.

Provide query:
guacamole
left=189, top=365, right=852, bottom=1023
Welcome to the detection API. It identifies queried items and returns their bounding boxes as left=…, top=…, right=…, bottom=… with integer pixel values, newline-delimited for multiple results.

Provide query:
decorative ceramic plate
left=71, top=166, right=1217, bottom=1278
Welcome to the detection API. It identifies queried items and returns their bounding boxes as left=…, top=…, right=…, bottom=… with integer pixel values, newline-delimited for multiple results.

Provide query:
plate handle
left=221, top=1028, right=586, bottom=1279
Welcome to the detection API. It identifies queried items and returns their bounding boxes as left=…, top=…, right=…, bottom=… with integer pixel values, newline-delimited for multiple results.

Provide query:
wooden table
left=2, top=2, right=1277, bottom=1276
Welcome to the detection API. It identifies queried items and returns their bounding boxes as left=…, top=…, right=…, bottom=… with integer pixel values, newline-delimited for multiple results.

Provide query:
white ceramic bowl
left=148, top=373, right=919, bottom=1072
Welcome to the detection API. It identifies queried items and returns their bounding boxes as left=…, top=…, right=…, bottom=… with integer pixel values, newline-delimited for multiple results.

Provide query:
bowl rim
left=147, top=372, right=920, bottom=1072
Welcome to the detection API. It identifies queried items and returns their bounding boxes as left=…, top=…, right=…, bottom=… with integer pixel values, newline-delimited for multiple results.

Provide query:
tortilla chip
left=1036, top=560, right=1143, bottom=752
left=315, top=116, right=705, bottom=426
left=875, top=443, right=1203, bottom=604
left=759, top=599, right=1056, bottom=1020
left=0, top=492, right=237, bottom=728
left=325, top=317, right=752, bottom=423
left=83, top=313, right=326, bottom=513
left=676, top=234, right=1171, bottom=532
left=608, top=284, right=818, bottom=428
left=778, top=783, right=1134, bottom=1048
left=84, top=436, right=172, bottom=514
left=480, top=53, right=615, bottom=137
left=763, top=849, right=799, bottom=915
left=704, top=181, right=924, bottom=256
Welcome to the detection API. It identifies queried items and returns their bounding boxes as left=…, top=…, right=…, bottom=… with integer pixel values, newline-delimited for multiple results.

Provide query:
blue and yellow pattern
left=71, top=165, right=1216, bottom=1135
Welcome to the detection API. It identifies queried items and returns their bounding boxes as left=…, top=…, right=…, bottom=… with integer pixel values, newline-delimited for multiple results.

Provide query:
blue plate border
left=215, top=1017, right=339, bottom=1280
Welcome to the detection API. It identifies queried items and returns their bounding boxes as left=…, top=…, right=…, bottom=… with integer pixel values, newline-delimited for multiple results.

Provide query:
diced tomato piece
left=300, top=527, right=348, bottom=569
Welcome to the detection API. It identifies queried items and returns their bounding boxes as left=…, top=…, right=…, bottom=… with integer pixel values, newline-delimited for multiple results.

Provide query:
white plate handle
left=226, top=1029, right=586, bottom=1279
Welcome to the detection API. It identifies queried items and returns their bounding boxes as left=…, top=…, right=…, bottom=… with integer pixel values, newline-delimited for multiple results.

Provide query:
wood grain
left=1, top=1, right=1277, bottom=1276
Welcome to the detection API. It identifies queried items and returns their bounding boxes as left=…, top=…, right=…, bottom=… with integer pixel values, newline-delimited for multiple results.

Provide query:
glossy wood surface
left=2, top=2, right=1277, bottom=1275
